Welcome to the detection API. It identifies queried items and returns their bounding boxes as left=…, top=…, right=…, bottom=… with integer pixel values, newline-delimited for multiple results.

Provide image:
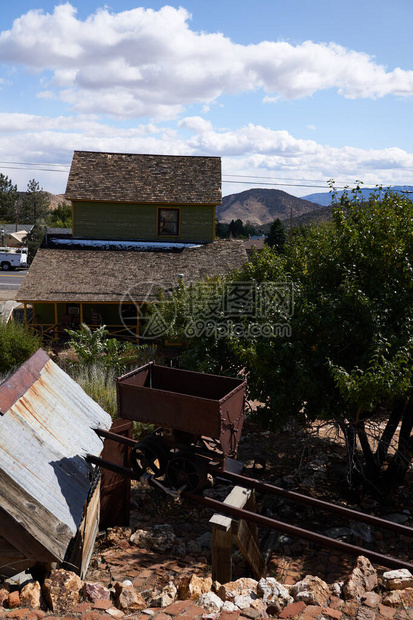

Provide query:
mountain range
left=217, top=186, right=413, bottom=227
left=217, top=188, right=322, bottom=225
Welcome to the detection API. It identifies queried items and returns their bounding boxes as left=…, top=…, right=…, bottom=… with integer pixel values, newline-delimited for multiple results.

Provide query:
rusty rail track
left=88, top=438, right=413, bottom=572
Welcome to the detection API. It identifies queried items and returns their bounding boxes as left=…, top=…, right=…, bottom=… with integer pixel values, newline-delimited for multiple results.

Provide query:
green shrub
left=0, top=320, right=42, bottom=374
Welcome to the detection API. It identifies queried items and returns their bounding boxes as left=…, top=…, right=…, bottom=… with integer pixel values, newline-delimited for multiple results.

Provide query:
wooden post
left=54, top=303, right=58, bottom=342
left=210, top=486, right=265, bottom=583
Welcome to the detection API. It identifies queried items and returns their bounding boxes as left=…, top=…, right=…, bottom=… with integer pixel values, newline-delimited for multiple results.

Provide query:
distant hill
left=217, top=188, right=322, bottom=225
left=17, top=192, right=67, bottom=210
left=303, top=185, right=413, bottom=206
left=292, top=205, right=334, bottom=227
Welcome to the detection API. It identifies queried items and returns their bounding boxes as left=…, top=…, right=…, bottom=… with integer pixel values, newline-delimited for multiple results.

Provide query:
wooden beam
left=0, top=469, right=73, bottom=563
left=212, top=525, right=233, bottom=584
left=233, top=519, right=265, bottom=580
left=210, top=485, right=265, bottom=583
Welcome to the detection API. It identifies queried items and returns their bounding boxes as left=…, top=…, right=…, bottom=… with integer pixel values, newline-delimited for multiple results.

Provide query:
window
left=158, top=208, right=180, bottom=236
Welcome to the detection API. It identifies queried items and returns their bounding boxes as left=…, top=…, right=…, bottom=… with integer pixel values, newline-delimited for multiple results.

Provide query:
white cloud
left=0, top=4, right=413, bottom=118
left=0, top=113, right=412, bottom=196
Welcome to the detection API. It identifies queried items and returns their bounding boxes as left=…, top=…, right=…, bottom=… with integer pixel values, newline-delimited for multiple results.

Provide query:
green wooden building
left=67, top=151, right=221, bottom=243
left=17, top=151, right=247, bottom=341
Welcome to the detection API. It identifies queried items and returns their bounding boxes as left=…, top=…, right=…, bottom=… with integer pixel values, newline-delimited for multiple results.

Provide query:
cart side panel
left=219, top=386, right=246, bottom=458
left=151, top=365, right=243, bottom=400
left=118, top=383, right=222, bottom=437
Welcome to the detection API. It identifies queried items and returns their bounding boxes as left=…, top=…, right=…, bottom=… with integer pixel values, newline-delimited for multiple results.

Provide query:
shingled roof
left=17, top=239, right=247, bottom=303
left=65, top=151, right=222, bottom=205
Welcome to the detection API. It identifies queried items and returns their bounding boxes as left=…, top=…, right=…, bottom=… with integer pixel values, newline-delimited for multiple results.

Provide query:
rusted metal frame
left=185, top=492, right=413, bottom=571
left=213, top=470, right=413, bottom=539
left=94, top=428, right=137, bottom=447
left=86, top=454, right=137, bottom=479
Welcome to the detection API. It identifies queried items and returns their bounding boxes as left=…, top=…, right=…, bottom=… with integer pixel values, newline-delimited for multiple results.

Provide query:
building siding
left=73, top=202, right=215, bottom=242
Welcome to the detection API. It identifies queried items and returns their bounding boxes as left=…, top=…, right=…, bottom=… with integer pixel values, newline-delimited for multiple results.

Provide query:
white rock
left=257, top=577, right=293, bottom=607
left=197, top=591, right=224, bottom=612
left=233, top=594, right=257, bottom=609
left=222, top=601, right=238, bottom=612
left=382, top=569, right=413, bottom=591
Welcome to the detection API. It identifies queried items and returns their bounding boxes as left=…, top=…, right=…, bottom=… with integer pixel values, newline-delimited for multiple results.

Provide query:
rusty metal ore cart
left=116, top=362, right=246, bottom=492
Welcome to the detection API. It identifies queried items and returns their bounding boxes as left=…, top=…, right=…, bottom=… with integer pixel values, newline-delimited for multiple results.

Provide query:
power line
left=0, top=164, right=69, bottom=173
left=222, top=178, right=343, bottom=190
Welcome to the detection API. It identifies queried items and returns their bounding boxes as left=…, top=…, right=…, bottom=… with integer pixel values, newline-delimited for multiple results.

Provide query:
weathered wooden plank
left=212, top=525, right=233, bottom=584
left=0, top=469, right=72, bottom=562
left=233, top=519, right=265, bottom=580
left=65, top=482, right=101, bottom=578
left=210, top=486, right=252, bottom=531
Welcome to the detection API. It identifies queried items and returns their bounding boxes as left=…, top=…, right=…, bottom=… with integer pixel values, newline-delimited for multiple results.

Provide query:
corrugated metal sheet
left=0, top=349, right=112, bottom=567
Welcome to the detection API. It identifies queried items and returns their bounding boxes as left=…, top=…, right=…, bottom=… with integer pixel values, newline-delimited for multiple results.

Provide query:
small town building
left=17, top=151, right=247, bottom=341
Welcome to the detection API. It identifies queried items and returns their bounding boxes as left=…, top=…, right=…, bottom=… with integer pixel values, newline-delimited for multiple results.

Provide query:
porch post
left=54, top=303, right=58, bottom=342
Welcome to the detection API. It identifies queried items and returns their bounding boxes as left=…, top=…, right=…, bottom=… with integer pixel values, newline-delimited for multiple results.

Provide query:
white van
left=0, top=247, right=28, bottom=270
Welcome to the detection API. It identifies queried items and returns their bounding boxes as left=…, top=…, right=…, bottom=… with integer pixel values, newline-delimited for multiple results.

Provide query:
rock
left=360, top=592, right=381, bottom=607
left=325, top=527, right=352, bottom=540
left=383, top=513, right=410, bottom=524
left=130, top=524, right=185, bottom=555
left=382, top=569, right=413, bottom=591
left=130, top=529, right=153, bottom=549
left=382, top=588, right=413, bottom=608
left=217, top=578, right=258, bottom=602
left=197, top=591, right=223, bottom=613
left=342, top=556, right=378, bottom=600
left=114, top=582, right=147, bottom=612
left=106, top=527, right=132, bottom=546
left=266, top=601, right=282, bottom=616
left=186, top=540, right=202, bottom=555
left=196, top=532, right=213, bottom=550
left=351, top=522, right=373, bottom=543
left=20, top=581, right=42, bottom=609
left=248, top=598, right=269, bottom=614
left=222, top=601, right=238, bottom=612
left=83, top=582, right=111, bottom=602
left=257, top=578, right=293, bottom=608
left=177, top=575, right=213, bottom=600
left=43, top=569, right=83, bottom=615
left=149, top=583, right=177, bottom=607
left=291, top=575, right=330, bottom=606
left=7, top=591, right=20, bottom=609
left=233, top=594, right=257, bottom=609
left=106, top=607, right=125, bottom=618
left=330, top=582, right=343, bottom=597
left=0, top=585, right=10, bottom=607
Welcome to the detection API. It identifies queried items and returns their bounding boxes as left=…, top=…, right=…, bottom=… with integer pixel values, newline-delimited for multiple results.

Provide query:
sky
left=0, top=0, right=413, bottom=198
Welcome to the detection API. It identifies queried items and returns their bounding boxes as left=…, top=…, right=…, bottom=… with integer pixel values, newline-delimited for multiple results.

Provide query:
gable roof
left=65, top=151, right=222, bottom=205
left=17, top=239, right=247, bottom=303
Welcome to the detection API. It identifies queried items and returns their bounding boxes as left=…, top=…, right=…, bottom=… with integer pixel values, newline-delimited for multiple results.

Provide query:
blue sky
left=0, top=0, right=412, bottom=198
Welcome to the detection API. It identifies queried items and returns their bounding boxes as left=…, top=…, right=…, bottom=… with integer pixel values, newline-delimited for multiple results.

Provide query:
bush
left=0, top=320, right=42, bottom=374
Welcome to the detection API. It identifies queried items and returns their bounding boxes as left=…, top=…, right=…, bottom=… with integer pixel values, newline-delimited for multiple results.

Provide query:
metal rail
left=213, top=469, right=413, bottom=538
left=184, top=492, right=413, bottom=571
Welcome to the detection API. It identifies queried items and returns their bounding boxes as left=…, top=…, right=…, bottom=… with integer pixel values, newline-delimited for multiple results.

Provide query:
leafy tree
left=216, top=221, right=230, bottom=238
left=266, top=218, right=286, bottom=251
left=48, top=201, right=72, bottom=228
left=0, top=174, right=18, bottom=224
left=26, top=222, right=45, bottom=264
left=20, top=179, right=50, bottom=225
left=155, top=187, right=413, bottom=495
left=0, top=320, right=41, bottom=374
left=229, top=218, right=244, bottom=238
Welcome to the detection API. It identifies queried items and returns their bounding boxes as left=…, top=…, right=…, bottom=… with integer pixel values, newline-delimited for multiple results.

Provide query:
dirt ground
left=0, top=289, right=16, bottom=302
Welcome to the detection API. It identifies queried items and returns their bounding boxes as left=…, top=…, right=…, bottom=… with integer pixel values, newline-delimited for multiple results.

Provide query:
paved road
left=0, top=270, right=27, bottom=290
